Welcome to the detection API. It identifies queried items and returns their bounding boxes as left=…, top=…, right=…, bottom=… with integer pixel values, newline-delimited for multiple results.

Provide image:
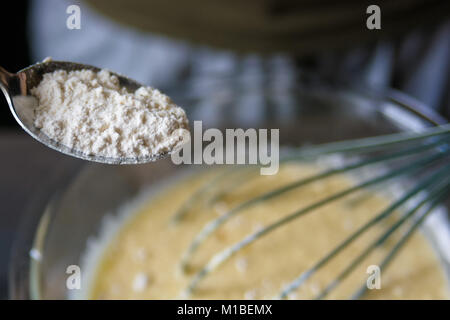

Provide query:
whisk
left=171, top=124, right=450, bottom=299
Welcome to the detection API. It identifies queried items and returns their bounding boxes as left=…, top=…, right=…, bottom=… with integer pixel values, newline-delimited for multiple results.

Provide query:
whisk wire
left=205, top=134, right=450, bottom=208
left=284, top=124, right=450, bottom=160
left=173, top=126, right=450, bottom=226
left=314, top=182, right=450, bottom=300
left=277, top=164, right=450, bottom=299
left=181, top=151, right=449, bottom=296
left=350, top=189, right=449, bottom=300
left=179, top=139, right=449, bottom=273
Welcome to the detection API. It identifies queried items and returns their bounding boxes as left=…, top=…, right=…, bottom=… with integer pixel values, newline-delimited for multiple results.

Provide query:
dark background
left=1, top=1, right=32, bottom=299
left=1, top=1, right=31, bottom=128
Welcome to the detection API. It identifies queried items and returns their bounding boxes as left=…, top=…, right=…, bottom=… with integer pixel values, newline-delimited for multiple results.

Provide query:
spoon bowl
left=0, top=60, right=172, bottom=164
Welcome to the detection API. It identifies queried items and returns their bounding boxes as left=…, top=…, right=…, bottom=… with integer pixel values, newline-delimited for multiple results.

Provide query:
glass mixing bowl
left=9, top=74, right=449, bottom=299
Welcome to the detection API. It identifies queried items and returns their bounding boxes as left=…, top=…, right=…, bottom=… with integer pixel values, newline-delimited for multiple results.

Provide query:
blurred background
left=1, top=0, right=449, bottom=299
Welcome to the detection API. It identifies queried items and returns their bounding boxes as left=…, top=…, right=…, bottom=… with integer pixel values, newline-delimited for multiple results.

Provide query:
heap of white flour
left=31, top=69, right=189, bottom=159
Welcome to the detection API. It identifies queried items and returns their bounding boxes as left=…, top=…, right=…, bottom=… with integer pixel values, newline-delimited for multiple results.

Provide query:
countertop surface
left=0, top=130, right=81, bottom=299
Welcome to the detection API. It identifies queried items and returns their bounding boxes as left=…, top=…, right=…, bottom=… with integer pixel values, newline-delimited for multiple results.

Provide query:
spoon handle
left=0, top=65, right=13, bottom=91
left=0, top=66, right=27, bottom=96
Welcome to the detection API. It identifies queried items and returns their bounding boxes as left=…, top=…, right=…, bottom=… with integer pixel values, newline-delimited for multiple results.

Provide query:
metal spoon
left=0, top=60, right=173, bottom=164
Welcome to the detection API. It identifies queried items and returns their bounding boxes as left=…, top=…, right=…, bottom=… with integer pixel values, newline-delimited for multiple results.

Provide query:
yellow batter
left=88, top=163, right=449, bottom=299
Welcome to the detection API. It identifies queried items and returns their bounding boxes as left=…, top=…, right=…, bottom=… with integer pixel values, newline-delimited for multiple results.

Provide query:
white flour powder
left=31, top=69, right=189, bottom=159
